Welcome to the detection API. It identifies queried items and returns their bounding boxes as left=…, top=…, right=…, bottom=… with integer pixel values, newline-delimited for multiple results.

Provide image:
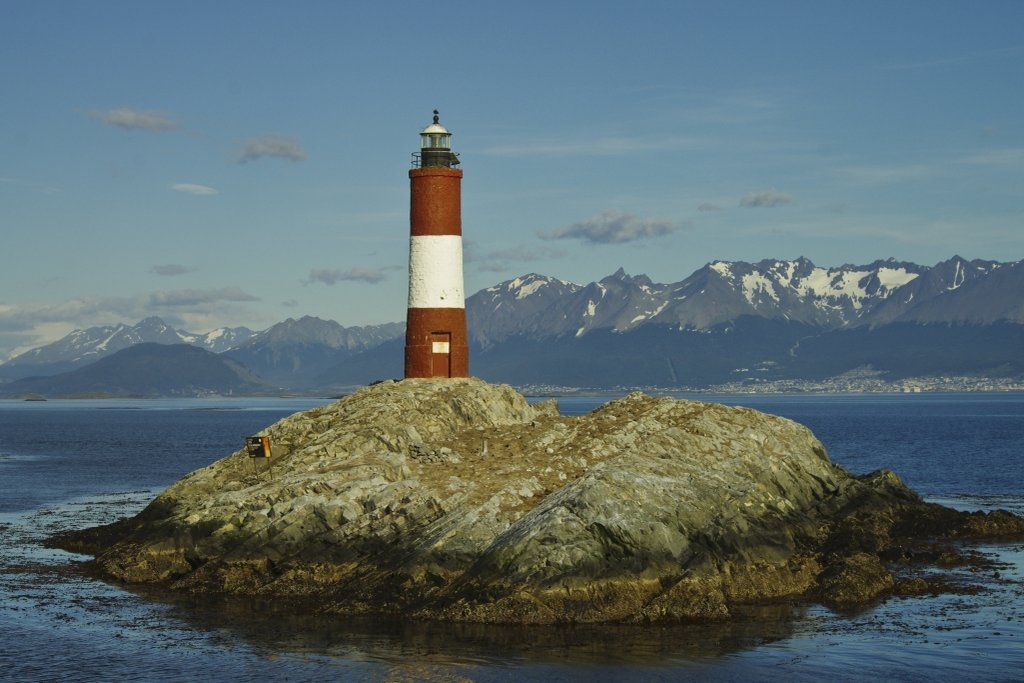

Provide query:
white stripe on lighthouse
left=408, top=235, right=465, bottom=308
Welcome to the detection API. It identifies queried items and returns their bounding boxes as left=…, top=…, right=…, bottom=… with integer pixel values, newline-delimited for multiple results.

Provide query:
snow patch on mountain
left=94, top=327, right=124, bottom=353
left=741, top=272, right=780, bottom=305
left=877, top=267, right=919, bottom=289
left=837, top=271, right=871, bottom=308
left=947, top=260, right=966, bottom=290
left=797, top=268, right=833, bottom=298
left=630, top=300, right=670, bottom=325
left=515, top=280, right=547, bottom=299
left=710, top=261, right=732, bottom=278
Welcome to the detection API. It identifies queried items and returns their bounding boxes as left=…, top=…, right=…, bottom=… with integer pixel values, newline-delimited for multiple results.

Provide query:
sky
left=2, top=1, right=1022, bottom=360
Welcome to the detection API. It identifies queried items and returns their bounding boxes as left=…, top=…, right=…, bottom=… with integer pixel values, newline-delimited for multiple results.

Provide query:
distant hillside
left=0, top=343, right=271, bottom=398
left=314, top=337, right=405, bottom=387
left=223, top=317, right=405, bottom=388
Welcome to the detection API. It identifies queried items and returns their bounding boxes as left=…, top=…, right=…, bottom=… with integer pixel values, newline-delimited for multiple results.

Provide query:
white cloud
left=0, top=176, right=61, bottom=194
left=960, top=148, right=1024, bottom=167
left=879, top=45, right=1024, bottom=71
left=739, top=190, right=794, bottom=208
left=482, top=135, right=703, bottom=157
left=306, top=268, right=386, bottom=285
left=149, top=264, right=197, bottom=276
left=237, top=135, right=307, bottom=164
left=837, top=164, right=936, bottom=185
left=148, top=288, right=260, bottom=307
left=465, top=244, right=567, bottom=273
left=836, top=149, right=1023, bottom=187
left=697, top=202, right=722, bottom=212
left=89, top=107, right=179, bottom=132
left=541, top=209, right=682, bottom=244
left=171, top=183, right=219, bottom=196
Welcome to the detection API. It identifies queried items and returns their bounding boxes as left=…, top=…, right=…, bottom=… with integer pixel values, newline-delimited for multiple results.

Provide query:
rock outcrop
left=54, top=378, right=1024, bottom=623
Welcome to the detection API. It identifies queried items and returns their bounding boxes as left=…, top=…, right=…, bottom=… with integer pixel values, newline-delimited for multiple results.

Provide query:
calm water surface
left=1, top=393, right=1022, bottom=682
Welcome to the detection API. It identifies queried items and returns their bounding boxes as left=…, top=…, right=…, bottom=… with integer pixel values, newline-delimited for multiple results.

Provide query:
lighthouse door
left=430, top=332, right=452, bottom=377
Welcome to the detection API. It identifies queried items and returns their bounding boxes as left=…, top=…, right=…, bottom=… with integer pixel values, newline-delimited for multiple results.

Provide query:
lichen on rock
left=53, top=377, right=1024, bottom=624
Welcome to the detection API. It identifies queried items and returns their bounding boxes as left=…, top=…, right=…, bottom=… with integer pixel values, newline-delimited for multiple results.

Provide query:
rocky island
left=54, top=378, right=1024, bottom=623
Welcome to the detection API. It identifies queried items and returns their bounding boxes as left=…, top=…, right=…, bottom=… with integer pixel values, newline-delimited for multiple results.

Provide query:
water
left=1, top=394, right=1022, bottom=682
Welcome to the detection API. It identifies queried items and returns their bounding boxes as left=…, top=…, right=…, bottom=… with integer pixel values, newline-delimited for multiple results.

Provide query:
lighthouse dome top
left=420, top=110, right=453, bottom=151
left=420, top=122, right=451, bottom=136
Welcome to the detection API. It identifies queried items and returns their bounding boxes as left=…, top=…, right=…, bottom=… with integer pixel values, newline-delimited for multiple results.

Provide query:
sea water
left=1, top=394, right=1022, bottom=682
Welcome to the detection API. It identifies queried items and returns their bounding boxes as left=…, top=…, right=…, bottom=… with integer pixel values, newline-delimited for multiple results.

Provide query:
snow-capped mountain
left=178, top=326, right=258, bottom=354
left=468, top=274, right=583, bottom=346
left=3, top=256, right=1021, bottom=391
left=466, top=256, right=1022, bottom=343
left=457, top=255, right=1024, bottom=388
left=0, top=317, right=255, bottom=380
left=864, top=257, right=1021, bottom=325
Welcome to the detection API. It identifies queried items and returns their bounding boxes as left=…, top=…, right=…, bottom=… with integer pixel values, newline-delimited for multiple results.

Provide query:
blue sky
left=2, top=1, right=1022, bottom=359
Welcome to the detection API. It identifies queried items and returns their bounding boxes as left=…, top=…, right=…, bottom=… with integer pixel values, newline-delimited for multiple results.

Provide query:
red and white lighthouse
left=404, top=111, right=469, bottom=378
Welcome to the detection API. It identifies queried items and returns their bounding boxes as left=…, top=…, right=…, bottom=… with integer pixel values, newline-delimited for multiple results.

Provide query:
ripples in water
left=2, top=491, right=1022, bottom=682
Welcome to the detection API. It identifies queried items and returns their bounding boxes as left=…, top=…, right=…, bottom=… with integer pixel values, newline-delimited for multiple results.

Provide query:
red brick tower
left=404, top=111, right=469, bottom=378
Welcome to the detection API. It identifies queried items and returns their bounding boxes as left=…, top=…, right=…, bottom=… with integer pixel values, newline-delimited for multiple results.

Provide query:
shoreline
left=3, top=383, right=1024, bottom=402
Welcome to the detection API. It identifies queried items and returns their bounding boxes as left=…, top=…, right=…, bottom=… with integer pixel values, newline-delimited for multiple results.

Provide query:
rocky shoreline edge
left=50, top=378, right=1024, bottom=624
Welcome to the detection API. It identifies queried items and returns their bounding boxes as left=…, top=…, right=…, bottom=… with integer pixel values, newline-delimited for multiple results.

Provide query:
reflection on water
left=1, top=493, right=809, bottom=682
left=129, top=587, right=805, bottom=667
left=6, top=492, right=803, bottom=666
left=3, top=491, right=1023, bottom=682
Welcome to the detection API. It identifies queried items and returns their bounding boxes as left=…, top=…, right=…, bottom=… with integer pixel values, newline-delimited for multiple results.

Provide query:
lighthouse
left=404, top=111, right=469, bottom=378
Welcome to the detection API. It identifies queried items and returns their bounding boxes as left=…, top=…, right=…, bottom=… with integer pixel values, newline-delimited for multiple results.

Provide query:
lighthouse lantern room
left=404, top=111, right=469, bottom=378
left=415, top=110, right=460, bottom=169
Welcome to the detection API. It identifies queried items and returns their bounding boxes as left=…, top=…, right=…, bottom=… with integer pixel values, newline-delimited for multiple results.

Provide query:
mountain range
left=468, top=256, right=1022, bottom=339
left=0, top=316, right=256, bottom=380
left=2, top=255, right=1021, bottom=396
